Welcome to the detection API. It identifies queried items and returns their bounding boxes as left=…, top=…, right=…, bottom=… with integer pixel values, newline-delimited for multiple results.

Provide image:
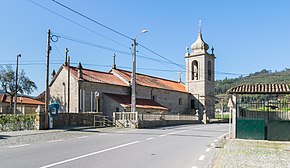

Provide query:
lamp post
left=131, top=30, right=148, bottom=113
left=14, top=54, right=21, bottom=115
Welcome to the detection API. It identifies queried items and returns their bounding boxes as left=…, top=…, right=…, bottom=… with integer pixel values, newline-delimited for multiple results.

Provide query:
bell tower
left=185, top=21, right=215, bottom=118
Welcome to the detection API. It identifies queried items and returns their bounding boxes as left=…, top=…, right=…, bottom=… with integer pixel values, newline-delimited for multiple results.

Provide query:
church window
left=192, top=61, right=198, bottom=80
left=179, top=98, right=183, bottom=105
left=191, top=99, right=195, bottom=109
left=208, top=61, right=212, bottom=81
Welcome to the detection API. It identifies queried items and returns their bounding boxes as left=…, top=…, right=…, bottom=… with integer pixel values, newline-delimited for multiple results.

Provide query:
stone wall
left=52, top=112, right=101, bottom=128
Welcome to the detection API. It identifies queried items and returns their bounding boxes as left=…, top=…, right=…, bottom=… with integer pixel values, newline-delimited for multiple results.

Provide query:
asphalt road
left=0, top=124, right=228, bottom=168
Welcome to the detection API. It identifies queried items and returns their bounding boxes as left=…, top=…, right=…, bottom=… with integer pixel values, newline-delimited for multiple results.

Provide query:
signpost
left=48, top=102, right=60, bottom=129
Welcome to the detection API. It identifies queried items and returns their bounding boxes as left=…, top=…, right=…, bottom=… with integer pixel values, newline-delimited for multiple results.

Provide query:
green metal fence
left=237, top=101, right=290, bottom=141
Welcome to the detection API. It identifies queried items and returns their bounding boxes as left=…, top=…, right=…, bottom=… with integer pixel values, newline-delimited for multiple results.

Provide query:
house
left=49, top=29, right=216, bottom=118
left=0, top=94, right=45, bottom=114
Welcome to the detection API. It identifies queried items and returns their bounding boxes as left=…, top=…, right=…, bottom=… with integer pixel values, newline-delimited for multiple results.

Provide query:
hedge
left=0, top=114, right=37, bottom=131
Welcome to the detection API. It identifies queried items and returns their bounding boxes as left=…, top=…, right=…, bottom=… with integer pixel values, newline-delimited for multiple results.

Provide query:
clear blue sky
left=1, top=0, right=290, bottom=96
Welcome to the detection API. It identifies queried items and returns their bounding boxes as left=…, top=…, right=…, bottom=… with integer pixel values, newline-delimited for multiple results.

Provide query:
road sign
left=49, top=102, right=59, bottom=118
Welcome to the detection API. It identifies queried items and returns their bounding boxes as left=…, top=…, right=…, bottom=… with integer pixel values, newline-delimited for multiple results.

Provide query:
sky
left=1, top=0, right=290, bottom=96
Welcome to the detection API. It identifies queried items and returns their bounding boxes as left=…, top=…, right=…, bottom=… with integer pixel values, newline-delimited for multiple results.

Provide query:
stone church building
left=49, top=30, right=215, bottom=118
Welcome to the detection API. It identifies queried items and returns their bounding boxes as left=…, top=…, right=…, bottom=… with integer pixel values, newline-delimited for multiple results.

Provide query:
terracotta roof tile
left=112, top=69, right=186, bottom=93
left=67, top=66, right=128, bottom=87
left=228, top=84, right=290, bottom=94
left=0, top=94, right=45, bottom=105
left=105, top=93, right=168, bottom=110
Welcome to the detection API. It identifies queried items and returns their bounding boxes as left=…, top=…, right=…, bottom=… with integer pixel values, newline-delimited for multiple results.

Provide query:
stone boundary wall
left=52, top=112, right=102, bottom=128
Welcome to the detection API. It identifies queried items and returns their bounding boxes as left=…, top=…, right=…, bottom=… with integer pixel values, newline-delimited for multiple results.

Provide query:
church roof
left=67, top=66, right=128, bottom=87
left=104, top=93, right=168, bottom=110
left=112, top=68, right=186, bottom=93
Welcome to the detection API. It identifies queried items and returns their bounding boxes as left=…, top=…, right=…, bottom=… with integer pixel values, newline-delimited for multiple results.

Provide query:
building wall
left=79, top=81, right=129, bottom=115
left=137, top=85, right=191, bottom=114
left=50, top=67, right=79, bottom=113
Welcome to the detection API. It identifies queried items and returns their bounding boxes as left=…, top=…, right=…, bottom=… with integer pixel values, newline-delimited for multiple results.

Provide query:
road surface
left=0, top=124, right=228, bottom=168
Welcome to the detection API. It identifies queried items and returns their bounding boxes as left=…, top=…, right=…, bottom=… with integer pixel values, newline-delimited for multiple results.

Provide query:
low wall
left=52, top=112, right=102, bottom=128
left=138, top=120, right=201, bottom=128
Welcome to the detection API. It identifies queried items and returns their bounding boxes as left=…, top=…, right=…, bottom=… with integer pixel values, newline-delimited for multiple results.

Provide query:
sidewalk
left=211, top=139, right=290, bottom=168
left=0, top=127, right=123, bottom=147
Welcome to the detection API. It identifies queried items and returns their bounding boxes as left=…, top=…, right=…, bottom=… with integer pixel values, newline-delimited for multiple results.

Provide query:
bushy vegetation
left=0, top=114, right=37, bottom=131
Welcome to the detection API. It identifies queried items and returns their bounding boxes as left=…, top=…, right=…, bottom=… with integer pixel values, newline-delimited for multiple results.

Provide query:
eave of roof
left=228, top=84, right=290, bottom=94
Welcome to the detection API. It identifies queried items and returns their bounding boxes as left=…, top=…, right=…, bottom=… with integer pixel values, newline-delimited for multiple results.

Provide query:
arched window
left=208, top=61, right=212, bottom=81
left=192, top=61, right=198, bottom=80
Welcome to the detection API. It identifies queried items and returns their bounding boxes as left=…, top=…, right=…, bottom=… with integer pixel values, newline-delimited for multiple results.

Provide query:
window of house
left=179, top=98, right=183, bottom=105
left=152, top=95, right=156, bottom=101
left=192, top=61, right=198, bottom=80
left=116, top=107, right=119, bottom=112
left=191, top=99, right=195, bottom=109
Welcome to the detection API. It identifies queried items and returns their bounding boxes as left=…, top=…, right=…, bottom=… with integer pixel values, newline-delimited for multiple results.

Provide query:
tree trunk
left=9, top=95, right=13, bottom=114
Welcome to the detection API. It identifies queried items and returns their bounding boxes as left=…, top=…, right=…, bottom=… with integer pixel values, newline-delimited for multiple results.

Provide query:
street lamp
left=14, top=54, right=21, bottom=115
left=131, top=29, right=148, bottom=113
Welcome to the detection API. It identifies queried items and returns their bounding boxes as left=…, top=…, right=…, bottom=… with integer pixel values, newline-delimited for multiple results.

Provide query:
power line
left=51, top=0, right=133, bottom=40
left=27, top=0, right=129, bottom=49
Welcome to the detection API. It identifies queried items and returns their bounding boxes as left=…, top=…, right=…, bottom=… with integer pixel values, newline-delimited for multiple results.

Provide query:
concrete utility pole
left=66, top=48, right=70, bottom=113
left=45, top=29, right=51, bottom=129
left=131, top=30, right=148, bottom=113
left=14, top=54, right=21, bottom=115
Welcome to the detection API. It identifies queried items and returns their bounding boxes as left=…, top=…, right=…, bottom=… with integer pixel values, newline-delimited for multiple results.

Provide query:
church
left=49, top=28, right=216, bottom=118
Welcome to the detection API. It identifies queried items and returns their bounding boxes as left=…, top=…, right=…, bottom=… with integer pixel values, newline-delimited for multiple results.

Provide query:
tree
left=0, top=65, right=37, bottom=113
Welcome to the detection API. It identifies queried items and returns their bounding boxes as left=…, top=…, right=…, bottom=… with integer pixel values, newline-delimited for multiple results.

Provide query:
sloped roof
left=67, top=66, right=128, bottom=87
left=0, top=94, right=45, bottom=105
left=105, top=93, right=168, bottom=110
left=228, top=84, right=290, bottom=94
left=112, top=68, right=186, bottom=93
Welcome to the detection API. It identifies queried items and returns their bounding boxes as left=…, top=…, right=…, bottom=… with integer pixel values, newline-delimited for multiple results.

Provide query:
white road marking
left=48, top=139, right=63, bottom=143
left=192, top=166, right=198, bottom=168
left=205, top=148, right=211, bottom=152
left=99, top=133, right=107, bottom=135
left=39, top=141, right=140, bottom=168
left=214, top=139, right=218, bottom=142
left=9, top=144, right=30, bottom=148
left=210, top=143, right=215, bottom=146
left=198, top=155, right=206, bottom=161
left=146, top=137, right=154, bottom=140
left=159, top=130, right=188, bottom=138
left=77, top=136, right=88, bottom=139
left=218, top=133, right=228, bottom=139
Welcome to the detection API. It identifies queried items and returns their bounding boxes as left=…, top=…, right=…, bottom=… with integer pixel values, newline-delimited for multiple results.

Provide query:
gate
left=237, top=101, right=290, bottom=141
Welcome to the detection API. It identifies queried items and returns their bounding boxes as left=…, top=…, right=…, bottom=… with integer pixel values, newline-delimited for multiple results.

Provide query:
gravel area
left=211, top=139, right=290, bottom=168
left=0, top=127, right=121, bottom=147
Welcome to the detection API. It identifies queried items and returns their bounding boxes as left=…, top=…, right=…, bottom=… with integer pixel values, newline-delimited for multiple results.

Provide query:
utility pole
left=14, top=54, right=21, bottom=115
left=45, top=29, right=51, bottom=129
left=66, top=48, right=70, bottom=113
left=131, top=38, right=137, bottom=113
left=131, top=30, right=148, bottom=113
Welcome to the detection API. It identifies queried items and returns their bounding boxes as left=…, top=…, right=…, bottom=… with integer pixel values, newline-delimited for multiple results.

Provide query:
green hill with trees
left=215, top=68, right=290, bottom=95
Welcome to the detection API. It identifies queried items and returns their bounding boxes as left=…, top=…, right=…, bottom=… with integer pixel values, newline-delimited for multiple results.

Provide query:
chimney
left=112, top=53, right=116, bottom=69
left=178, top=70, right=181, bottom=83
left=77, top=62, right=83, bottom=79
left=51, top=69, right=56, bottom=79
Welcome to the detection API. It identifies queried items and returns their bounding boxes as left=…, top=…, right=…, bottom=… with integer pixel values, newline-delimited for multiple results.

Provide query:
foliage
left=215, top=68, right=290, bottom=95
left=0, top=65, right=37, bottom=113
left=0, top=114, right=37, bottom=131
